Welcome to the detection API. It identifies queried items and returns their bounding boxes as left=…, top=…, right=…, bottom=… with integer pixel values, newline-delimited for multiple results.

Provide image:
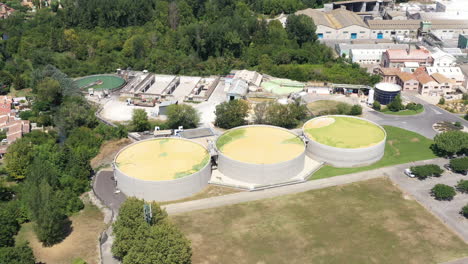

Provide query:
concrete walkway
left=164, top=158, right=446, bottom=215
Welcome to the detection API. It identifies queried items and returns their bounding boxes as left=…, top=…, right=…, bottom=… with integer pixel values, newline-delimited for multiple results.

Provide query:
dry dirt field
left=90, top=138, right=132, bottom=169
left=172, top=178, right=468, bottom=264
left=16, top=195, right=105, bottom=264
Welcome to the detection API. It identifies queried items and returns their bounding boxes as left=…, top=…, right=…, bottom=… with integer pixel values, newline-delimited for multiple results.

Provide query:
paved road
left=163, top=158, right=447, bottom=215
left=364, top=94, right=468, bottom=139
left=93, top=171, right=126, bottom=264
left=388, top=159, right=468, bottom=243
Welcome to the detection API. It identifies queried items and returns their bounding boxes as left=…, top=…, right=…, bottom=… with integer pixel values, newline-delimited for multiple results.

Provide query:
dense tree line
left=0, top=0, right=379, bottom=95
left=0, top=65, right=127, bottom=257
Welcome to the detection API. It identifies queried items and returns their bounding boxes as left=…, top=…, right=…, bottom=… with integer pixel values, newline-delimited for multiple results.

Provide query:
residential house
left=396, top=72, right=419, bottom=91
left=374, top=67, right=400, bottom=83
left=414, top=67, right=443, bottom=96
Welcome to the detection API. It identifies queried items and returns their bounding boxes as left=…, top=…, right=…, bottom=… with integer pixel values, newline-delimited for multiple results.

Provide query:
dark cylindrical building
left=374, top=82, right=401, bottom=105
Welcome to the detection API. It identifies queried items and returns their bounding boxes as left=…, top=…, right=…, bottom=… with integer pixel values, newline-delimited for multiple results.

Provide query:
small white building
left=227, top=79, right=248, bottom=101
left=431, top=48, right=457, bottom=67
left=350, top=49, right=386, bottom=64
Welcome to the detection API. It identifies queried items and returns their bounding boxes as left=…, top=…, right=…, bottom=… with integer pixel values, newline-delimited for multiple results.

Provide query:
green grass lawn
left=380, top=107, right=424, bottom=116
left=172, top=178, right=468, bottom=264
left=306, top=100, right=344, bottom=115
left=311, top=126, right=436, bottom=179
left=304, top=116, right=385, bottom=148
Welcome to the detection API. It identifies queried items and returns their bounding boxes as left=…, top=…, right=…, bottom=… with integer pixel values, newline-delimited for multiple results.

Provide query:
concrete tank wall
left=113, top=138, right=212, bottom=202
left=303, top=116, right=386, bottom=168
left=216, top=125, right=306, bottom=186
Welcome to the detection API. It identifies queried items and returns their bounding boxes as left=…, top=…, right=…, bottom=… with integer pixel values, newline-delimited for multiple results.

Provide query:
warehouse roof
left=431, top=73, right=456, bottom=84
left=430, top=20, right=468, bottom=29
left=228, top=78, right=248, bottom=96
left=296, top=8, right=367, bottom=29
left=367, top=20, right=421, bottom=30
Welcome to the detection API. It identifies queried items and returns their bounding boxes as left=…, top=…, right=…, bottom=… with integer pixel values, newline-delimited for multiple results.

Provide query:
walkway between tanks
left=164, top=158, right=447, bottom=215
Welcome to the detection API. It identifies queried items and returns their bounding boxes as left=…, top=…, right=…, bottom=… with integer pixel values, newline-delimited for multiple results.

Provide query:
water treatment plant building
left=113, top=138, right=211, bottom=202
left=215, top=125, right=306, bottom=186
left=303, top=115, right=386, bottom=167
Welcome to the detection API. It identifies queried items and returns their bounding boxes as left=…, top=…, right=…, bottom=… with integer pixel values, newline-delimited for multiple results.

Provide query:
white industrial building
left=336, top=43, right=409, bottom=58
left=350, top=49, right=386, bottom=64
left=296, top=8, right=370, bottom=40
left=426, top=66, right=465, bottom=87
left=431, top=48, right=456, bottom=67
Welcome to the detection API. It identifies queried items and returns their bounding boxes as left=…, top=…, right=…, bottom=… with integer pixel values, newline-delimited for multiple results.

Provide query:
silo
left=374, top=82, right=401, bottom=105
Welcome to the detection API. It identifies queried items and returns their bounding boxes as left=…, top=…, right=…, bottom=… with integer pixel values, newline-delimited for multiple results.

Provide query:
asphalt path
left=364, top=94, right=468, bottom=139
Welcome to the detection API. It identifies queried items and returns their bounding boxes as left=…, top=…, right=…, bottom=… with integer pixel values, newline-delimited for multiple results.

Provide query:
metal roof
left=179, top=128, right=215, bottom=139
left=296, top=8, right=367, bottom=29
left=367, top=20, right=421, bottom=30
left=228, top=78, right=248, bottom=96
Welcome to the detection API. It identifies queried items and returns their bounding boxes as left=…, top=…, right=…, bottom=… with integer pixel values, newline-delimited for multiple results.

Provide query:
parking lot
left=388, top=159, right=468, bottom=242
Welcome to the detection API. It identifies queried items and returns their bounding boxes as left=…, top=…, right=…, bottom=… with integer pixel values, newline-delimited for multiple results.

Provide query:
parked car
left=443, top=164, right=452, bottom=171
left=404, top=168, right=415, bottom=178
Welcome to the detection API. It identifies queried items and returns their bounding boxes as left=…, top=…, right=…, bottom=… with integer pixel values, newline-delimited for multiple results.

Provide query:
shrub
left=387, top=94, right=404, bottom=112
left=336, top=102, right=351, bottom=115
left=406, top=102, right=423, bottom=111
left=348, top=104, right=362, bottom=115
left=431, top=184, right=456, bottom=201
left=438, top=97, right=445, bottom=105
left=464, top=112, right=468, bottom=121
left=463, top=93, right=468, bottom=100
left=456, top=180, right=468, bottom=193
left=462, top=204, right=468, bottom=218
left=372, top=101, right=381, bottom=111
left=410, top=164, right=444, bottom=180
left=131, top=109, right=150, bottom=132
left=454, top=121, right=462, bottom=128
left=450, top=157, right=468, bottom=173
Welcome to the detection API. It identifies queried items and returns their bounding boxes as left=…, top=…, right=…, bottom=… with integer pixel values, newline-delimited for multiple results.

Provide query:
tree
left=253, top=102, right=268, bottom=124
left=264, top=101, right=308, bottom=129
left=112, top=198, right=190, bottom=263
left=410, top=165, right=444, bottom=180
left=0, top=204, right=20, bottom=247
left=215, top=100, right=250, bottom=129
left=55, top=97, right=98, bottom=135
left=431, top=184, right=456, bottom=201
left=450, top=157, right=468, bottom=172
left=462, top=204, right=468, bottom=218
left=36, top=77, right=62, bottom=110
left=4, top=138, right=35, bottom=180
left=336, top=102, right=351, bottom=115
left=434, top=131, right=468, bottom=156
left=131, top=109, right=150, bottom=132
left=27, top=180, right=69, bottom=246
left=456, top=180, right=468, bottom=193
left=438, top=97, right=445, bottom=105
left=349, top=104, right=362, bottom=115
left=122, top=223, right=191, bottom=264
left=387, top=94, right=404, bottom=112
left=285, top=14, right=317, bottom=46
left=372, top=101, right=381, bottom=111
left=0, top=243, right=35, bottom=264
left=166, top=104, right=200, bottom=129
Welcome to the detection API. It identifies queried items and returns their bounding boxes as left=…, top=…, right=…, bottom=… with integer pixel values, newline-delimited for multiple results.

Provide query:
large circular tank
left=216, top=125, right=306, bottom=186
left=374, top=82, right=401, bottom=105
left=303, top=115, right=386, bottom=168
left=75, top=74, right=125, bottom=91
left=113, top=138, right=211, bottom=201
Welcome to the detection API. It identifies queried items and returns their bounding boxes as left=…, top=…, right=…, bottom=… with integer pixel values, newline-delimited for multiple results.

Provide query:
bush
left=348, top=104, right=362, bottom=115
left=450, top=157, right=468, bottom=173
left=462, top=204, right=468, bottom=218
left=431, top=184, right=456, bottom=201
left=454, top=121, right=462, bottom=128
left=406, top=102, right=423, bottom=111
left=372, top=101, right=381, bottom=111
left=387, top=94, right=404, bottom=112
left=438, top=97, right=445, bottom=105
left=166, top=104, right=200, bottom=129
left=464, top=112, right=468, bottom=121
left=130, top=109, right=150, bottom=132
left=410, top=164, right=444, bottom=180
left=215, top=100, right=250, bottom=129
left=336, top=102, right=351, bottom=115
left=463, top=93, right=468, bottom=100
left=456, top=180, right=468, bottom=193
